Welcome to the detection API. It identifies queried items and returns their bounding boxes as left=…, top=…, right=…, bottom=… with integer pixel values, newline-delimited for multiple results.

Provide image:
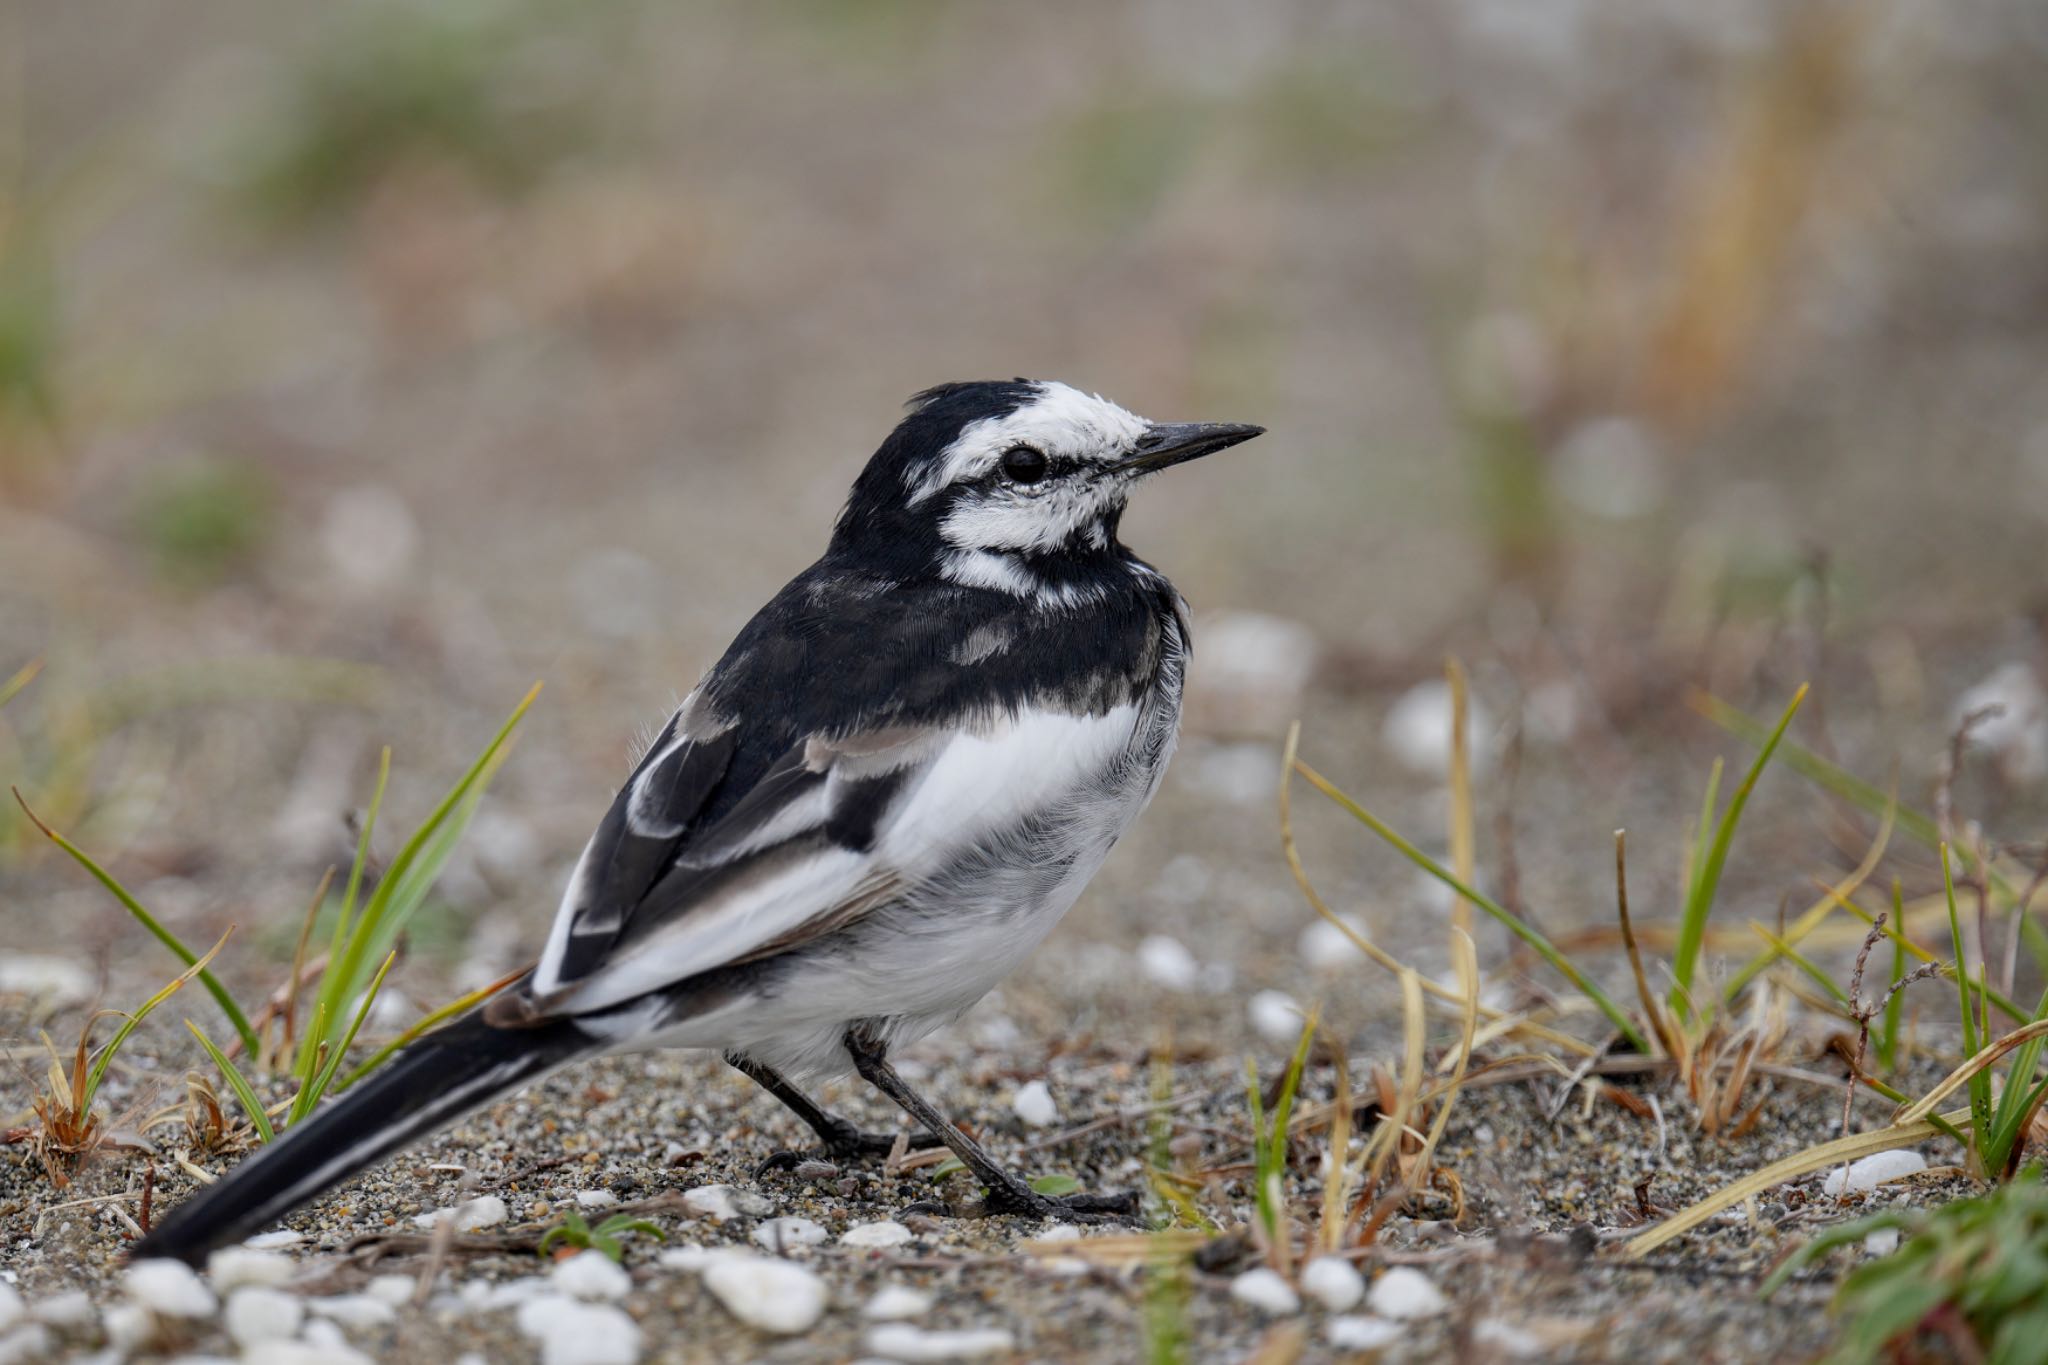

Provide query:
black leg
left=842, top=1028, right=1135, bottom=1223
left=725, top=1051, right=939, bottom=1172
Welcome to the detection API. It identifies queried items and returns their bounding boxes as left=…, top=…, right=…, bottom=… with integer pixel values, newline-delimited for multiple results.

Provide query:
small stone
left=206, top=1246, right=296, bottom=1291
left=244, top=1230, right=306, bottom=1250
left=1229, top=1268, right=1300, bottom=1314
left=224, top=1286, right=304, bottom=1347
left=655, top=1244, right=737, bottom=1273
left=365, top=1274, right=417, bottom=1307
left=841, top=1220, right=914, bottom=1248
left=125, top=1259, right=218, bottom=1318
left=1864, top=1228, right=1902, bottom=1257
left=1012, top=1080, right=1058, bottom=1128
left=1822, top=1150, right=1927, bottom=1195
left=103, top=1301, right=157, bottom=1353
left=1136, top=935, right=1201, bottom=990
left=574, top=1189, right=619, bottom=1209
left=863, top=1324, right=1018, bottom=1360
left=417, top=1195, right=510, bottom=1231
left=862, top=1286, right=935, bottom=1320
left=1382, top=679, right=1494, bottom=779
left=681, top=1185, right=741, bottom=1221
left=307, top=1293, right=398, bottom=1330
left=1327, top=1315, right=1402, bottom=1350
left=1300, top=1257, right=1365, bottom=1311
left=1474, top=1318, right=1547, bottom=1358
left=1298, top=916, right=1369, bottom=969
left=29, top=1289, right=91, bottom=1329
left=0, top=955, right=92, bottom=1008
left=751, top=1217, right=828, bottom=1251
left=516, top=1296, right=644, bottom=1365
left=0, top=1325, right=52, bottom=1365
left=1248, top=989, right=1306, bottom=1045
left=0, top=1285, right=18, bottom=1332
left=552, top=1250, right=632, bottom=1302
left=701, top=1255, right=828, bottom=1335
left=1368, top=1266, right=1448, bottom=1319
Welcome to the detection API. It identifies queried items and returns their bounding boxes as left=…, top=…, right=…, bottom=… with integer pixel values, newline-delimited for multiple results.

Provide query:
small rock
left=1298, top=916, right=1369, bottom=969
left=751, top=1217, right=828, bottom=1251
left=701, top=1255, right=828, bottom=1334
left=224, top=1286, right=304, bottom=1347
left=1229, top=1268, right=1300, bottom=1314
left=681, top=1185, right=742, bottom=1221
left=1183, top=610, right=1320, bottom=737
left=306, top=1293, right=398, bottom=1330
left=1954, top=663, right=2048, bottom=784
left=864, top=1324, right=1018, bottom=1361
left=125, top=1260, right=218, bottom=1318
left=0, top=1325, right=52, bottom=1365
left=0, top=955, right=92, bottom=1008
left=244, top=1230, right=306, bottom=1250
left=1012, top=1080, right=1058, bottom=1128
left=207, top=1246, right=296, bottom=1291
left=1823, top=1150, right=1927, bottom=1195
left=1367, top=1266, right=1448, bottom=1319
left=29, top=1289, right=92, bottom=1329
left=1327, top=1315, right=1402, bottom=1350
left=655, top=1244, right=739, bottom=1273
left=1382, top=679, right=1494, bottom=779
left=416, top=1194, right=510, bottom=1232
left=841, top=1220, right=914, bottom=1248
left=1300, top=1257, right=1365, bottom=1311
left=1248, top=989, right=1306, bottom=1044
left=574, top=1189, right=619, bottom=1209
left=0, top=1285, right=17, bottom=1332
left=365, top=1274, right=418, bottom=1307
left=1474, top=1318, right=1547, bottom=1358
left=1864, top=1227, right=1902, bottom=1257
left=552, top=1250, right=632, bottom=1302
left=516, top=1296, right=644, bottom=1365
left=863, top=1286, right=935, bottom=1320
left=103, top=1301, right=157, bottom=1353
left=1136, top=935, right=1201, bottom=990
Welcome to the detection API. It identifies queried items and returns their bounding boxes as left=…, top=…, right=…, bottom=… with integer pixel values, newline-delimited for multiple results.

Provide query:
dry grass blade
left=1624, top=1106, right=1969, bottom=1257
left=1446, top=657, right=1475, bottom=936
left=1894, top=1019, right=2048, bottom=1125
left=1614, top=830, right=1675, bottom=1059
left=1414, top=929, right=1479, bottom=1179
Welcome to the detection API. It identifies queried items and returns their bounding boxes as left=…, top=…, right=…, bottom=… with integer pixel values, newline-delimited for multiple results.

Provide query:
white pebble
left=365, top=1274, right=418, bottom=1307
left=258, top=1341, right=374, bottom=1365
left=416, top=1194, right=510, bottom=1232
left=0, top=954, right=92, bottom=1007
left=1300, top=1257, right=1365, bottom=1311
left=751, top=1217, right=828, bottom=1251
left=206, top=1246, right=296, bottom=1291
left=244, top=1230, right=306, bottom=1250
left=0, top=1326, right=51, bottom=1365
left=1248, top=989, right=1306, bottom=1044
left=306, top=1293, right=397, bottom=1330
left=103, top=1301, right=157, bottom=1353
left=655, top=1244, right=741, bottom=1273
left=1474, top=1318, right=1547, bottom=1357
left=1954, top=663, right=2048, bottom=784
left=224, top=1286, right=304, bottom=1347
left=1864, top=1228, right=1902, bottom=1257
left=125, top=1260, right=218, bottom=1318
left=1368, top=1266, right=1448, bottom=1319
left=1298, top=917, right=1368, bottom=969
left=29, top=1289, right=92, bottom=1329
left=681, top=1185, right=741, bottom=1221
left=1136, top=935, right=1201, bottom=990
left=1382, top=679, right=1494, bottom=779
left=574, top=1190, right=619, bottom=1209
left=0, top=1285, right=17, bottom=1332
left=1327, top=1315, right=1402, bottom=1349
left=841, top=1220, right=914, bottom=1248
left=551, top=1250, right=632, bottom=1302
left=1229, top=1268, right=1300, bottom=1314
left=516, top=1296, right=644, bottom=1365
left=1012, top=1080, right=1058, bottom=1128
left=1823, top=1150, right=1928, bottom=1195
left=864, top=1324, right=1018, bottom=1361
left=863, top=1285, right=935, bottom=1320
left=701, top=1256, right=828, bottom=1335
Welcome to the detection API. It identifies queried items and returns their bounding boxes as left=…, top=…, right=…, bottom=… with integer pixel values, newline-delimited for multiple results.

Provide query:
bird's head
left=832, top=379, right=1262, bottom=595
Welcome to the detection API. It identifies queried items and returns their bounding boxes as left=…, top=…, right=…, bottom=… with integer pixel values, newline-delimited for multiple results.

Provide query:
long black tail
left=132, top=1014, right=596, bottom=1265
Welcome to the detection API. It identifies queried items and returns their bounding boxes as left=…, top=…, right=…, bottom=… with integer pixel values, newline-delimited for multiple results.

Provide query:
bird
left=133, top=379, right=1263, bottom=1265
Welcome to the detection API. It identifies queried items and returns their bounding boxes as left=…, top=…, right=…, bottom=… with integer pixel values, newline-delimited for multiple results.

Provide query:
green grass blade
left=1684, top=757, right=1724, bottom=905
left=187, top=1020, right=277, bottom=1144
left=1670, top=685, right=1808, bottom=1017
left=295, top=950, right=396, bottom=1123
left=81, top=929, right=232, bottom=1109
left=13, top=788, right=260, bottom=1056
left=1295, top=759, right=1650, bottom=1051
left=1746, top=923, right=1853, bottom=1008
left=328, top=748, right=391, bottom=983
left=1944, top=846, right=1991, bottom=1139
left=1878, top=885, right=1907, bottom=1071
left=336, top=967, right=522, bottom=1092
left=0, top=657, right=42, bottom=710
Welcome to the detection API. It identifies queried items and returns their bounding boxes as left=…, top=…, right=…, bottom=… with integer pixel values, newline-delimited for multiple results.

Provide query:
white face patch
left=909, top=383, right=1151, bottom=558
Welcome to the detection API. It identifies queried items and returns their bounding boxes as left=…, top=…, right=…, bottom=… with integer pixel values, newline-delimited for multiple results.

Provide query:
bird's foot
left=977, top=1183, right=1141, bottom=1224
left=754, top=1122, right=942, bottom=1177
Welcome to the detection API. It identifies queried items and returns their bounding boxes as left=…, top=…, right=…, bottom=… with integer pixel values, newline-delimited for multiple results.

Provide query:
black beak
left=1124, top=422, right=1265, bottom=474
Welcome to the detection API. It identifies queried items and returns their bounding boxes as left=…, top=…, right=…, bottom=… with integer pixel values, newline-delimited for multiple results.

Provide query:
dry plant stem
left=279, top=866, right=335, bottom=1066
left=1895, top=1018, right=2048, bottom=1125
left=1615, top=831, right=1676, bottom=1059
left=1834, top=914, right=1943, bottom=1184
left=1446, top=657, right=1475, bottom=937
left=2000, top=855, right=2048, bottom=1000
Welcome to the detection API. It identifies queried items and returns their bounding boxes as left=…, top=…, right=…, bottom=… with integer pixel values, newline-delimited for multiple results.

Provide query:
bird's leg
left=725, top=1051, right=940, bottom=1173
left=842, top=1028, right=1136, bottom=1223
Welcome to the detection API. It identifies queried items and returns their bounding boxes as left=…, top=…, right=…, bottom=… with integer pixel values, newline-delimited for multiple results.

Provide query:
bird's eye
left=1000, top=445, right=1049, bottom=485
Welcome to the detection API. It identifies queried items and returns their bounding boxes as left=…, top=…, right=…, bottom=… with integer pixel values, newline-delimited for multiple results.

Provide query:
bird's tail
left=131, top=1013, right=597, bottom=1266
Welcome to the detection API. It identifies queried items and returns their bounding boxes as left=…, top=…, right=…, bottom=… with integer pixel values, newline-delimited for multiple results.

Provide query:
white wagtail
left=135, top=380, right=1262, bottom=1263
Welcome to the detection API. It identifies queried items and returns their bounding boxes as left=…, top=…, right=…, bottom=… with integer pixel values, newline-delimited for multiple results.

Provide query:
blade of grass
left=13, top=788, right=260, bottom=1055
left=1684, top=757, right=1724, bottom=904
left=1944, top=845, right=1990, bottom=1141
left=82, top=928, right=233, bottom=1109
left=1445, top=658, right=1475, bottom=937
left=0, top=657, right=42, bottom=710
left=187, top=1021, right=277, bottom=1144
left=1414, top=930, right=1479, bottom=1179
left=1294, top=757, right=1649, bottom=1052
left=336, top=966, right=524, bottom=1091
left=1722, top=784, right=1896, bottom=1004
left=1670, top=684, right=1809, bottom=1016
left=1746, top=923, right=1853, bottom=1008
left=294, top=950, right=396, bottom=1124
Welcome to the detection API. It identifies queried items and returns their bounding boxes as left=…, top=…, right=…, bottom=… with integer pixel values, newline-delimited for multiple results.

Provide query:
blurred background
left=5, top=0, right=2048, bottom=1015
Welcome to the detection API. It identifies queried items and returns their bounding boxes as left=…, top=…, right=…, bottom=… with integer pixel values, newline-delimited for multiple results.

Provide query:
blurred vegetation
left=132, top=458, right=275, bottom=588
